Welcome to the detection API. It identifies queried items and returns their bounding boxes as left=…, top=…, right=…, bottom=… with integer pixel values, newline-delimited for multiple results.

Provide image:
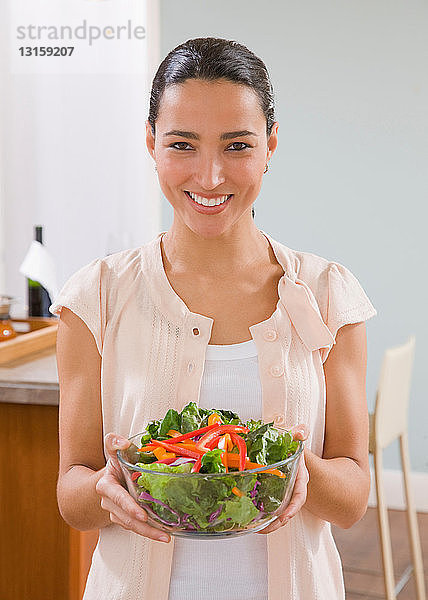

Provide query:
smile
left=184, top=191, right=233, bottom=207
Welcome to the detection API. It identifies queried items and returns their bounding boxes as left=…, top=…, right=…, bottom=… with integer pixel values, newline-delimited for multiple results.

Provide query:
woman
left=51, top=37, right=377, bottom=599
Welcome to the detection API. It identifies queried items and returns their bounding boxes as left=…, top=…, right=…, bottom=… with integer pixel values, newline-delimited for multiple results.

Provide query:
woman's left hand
left=256, top=424, right=310, bottom=535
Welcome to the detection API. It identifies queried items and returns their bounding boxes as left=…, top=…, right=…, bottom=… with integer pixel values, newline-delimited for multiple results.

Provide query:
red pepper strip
left=162, top=423, right=220, bottom=444
left=196, top=425, right=249, bottom=451
left=156, top=456, right=181, bottom=464
left=151, top=439, right=204, bottom=460
left=229, top=432, right=247, bottom=472
left=191, top=454, right=203, bottom=473
left=194, top=425, right=221, bottom=450
left=131, top=471, right=141, bottom=482
left=205, top=437, right=221, bottom=449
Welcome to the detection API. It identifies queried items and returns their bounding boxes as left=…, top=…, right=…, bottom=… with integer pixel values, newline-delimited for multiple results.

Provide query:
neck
left=161, top=222, right=272, bottom=277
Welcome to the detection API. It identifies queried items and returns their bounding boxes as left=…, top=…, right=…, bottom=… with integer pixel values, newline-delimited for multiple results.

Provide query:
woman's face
left=146, top=78, right=278, bottom=238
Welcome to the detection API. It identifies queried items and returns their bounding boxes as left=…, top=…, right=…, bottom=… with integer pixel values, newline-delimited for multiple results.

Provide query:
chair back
left=372, top=336, right=415, bottom=450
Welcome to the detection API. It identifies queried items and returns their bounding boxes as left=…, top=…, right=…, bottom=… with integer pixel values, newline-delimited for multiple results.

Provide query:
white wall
left=159, top=0, right=428, bottom=473
left=1, top=0, right=160, bottom=314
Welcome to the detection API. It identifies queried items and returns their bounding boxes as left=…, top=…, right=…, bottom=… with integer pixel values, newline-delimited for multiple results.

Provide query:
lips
left=183, top=190, right=233, bottom=213
left=184, top=191, right=233, bottom=205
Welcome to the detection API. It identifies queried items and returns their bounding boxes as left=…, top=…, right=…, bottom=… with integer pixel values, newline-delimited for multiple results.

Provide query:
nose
left=194, top=153, right=226, bottom=190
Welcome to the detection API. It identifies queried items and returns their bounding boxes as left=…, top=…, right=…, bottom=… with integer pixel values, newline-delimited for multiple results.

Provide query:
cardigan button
left=264, top=329, right=278, bottom=342
left=273, top=414, right=286, bottom=426
left=187, top=361, right=195, bottom=374
left=192, top=327, right=200, bottom=336
left=270, top=364, right=284, bottom=377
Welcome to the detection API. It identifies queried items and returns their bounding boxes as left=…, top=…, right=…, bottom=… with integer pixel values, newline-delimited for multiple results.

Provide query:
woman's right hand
left=95, top=433, right=171, bottom=543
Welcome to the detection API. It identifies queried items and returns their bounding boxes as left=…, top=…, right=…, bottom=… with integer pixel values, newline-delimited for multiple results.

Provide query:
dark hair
left=148, top=37, right=275, bottom=220
left=148, top=37, right=275, bottom=137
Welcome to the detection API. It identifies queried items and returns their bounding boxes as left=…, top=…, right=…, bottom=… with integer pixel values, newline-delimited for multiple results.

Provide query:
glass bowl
left=117, top=432, right=303, bottom=540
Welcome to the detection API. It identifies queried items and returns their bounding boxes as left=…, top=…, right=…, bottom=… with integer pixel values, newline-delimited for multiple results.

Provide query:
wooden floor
left=332, top=507, right=428, bottom=599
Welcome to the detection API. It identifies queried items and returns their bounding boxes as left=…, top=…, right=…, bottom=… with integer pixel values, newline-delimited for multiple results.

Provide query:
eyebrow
left=163, top=130, right=258, bottom=140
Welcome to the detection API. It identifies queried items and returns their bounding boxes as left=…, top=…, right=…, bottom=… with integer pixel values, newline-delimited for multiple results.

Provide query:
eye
left=228, top=142, right=251, bottom=151
left=169, top=142, right=194, bottom=151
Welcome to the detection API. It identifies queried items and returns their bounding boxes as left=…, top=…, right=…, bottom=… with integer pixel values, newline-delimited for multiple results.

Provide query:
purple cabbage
left=139, top=491, right=203, bottom=529
left=208, top=505, right=224, bottom=523
left=138, top=491, right=181, bottom=526
left=249, top=480, right=260, bottom=498
left=168, top=457, right=196, bottom=467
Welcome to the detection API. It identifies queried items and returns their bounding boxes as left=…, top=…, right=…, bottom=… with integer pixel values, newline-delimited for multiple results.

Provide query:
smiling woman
left=51, top=37, right=377, bottom=600
left=147, top=37, right=276, bottom=227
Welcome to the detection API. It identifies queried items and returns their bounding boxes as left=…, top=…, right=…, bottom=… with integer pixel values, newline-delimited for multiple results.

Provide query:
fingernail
left=159, top=535, right=170, bottom=543
left=138, top=512, right=147, bottom=522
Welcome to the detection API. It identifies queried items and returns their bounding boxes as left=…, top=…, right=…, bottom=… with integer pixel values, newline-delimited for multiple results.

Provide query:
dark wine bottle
left=28, top=226, right=52, bottom=317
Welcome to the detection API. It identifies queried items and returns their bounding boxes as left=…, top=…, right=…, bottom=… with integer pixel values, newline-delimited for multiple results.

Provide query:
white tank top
left=168, top=339, right=268, bottom=600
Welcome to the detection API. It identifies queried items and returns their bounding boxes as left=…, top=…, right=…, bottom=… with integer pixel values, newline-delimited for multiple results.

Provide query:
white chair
left=369, top=335, right=426, bottom=599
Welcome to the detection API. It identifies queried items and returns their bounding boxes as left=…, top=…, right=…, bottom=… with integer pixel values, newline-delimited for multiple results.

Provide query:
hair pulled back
left=148, top=37, right=275, bottom=138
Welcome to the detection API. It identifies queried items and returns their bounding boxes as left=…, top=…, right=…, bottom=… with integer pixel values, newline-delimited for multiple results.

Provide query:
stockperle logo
left=16, top=19, right=146, bottom=46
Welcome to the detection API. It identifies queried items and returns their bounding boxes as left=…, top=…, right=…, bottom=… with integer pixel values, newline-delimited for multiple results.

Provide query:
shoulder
left=54, top=246, right=144, bottom=306
left=270, top=236, right=342, bottom=291
left=268, top=234, right=376, bottom=325
left=100, top=246, right=143, bottom=281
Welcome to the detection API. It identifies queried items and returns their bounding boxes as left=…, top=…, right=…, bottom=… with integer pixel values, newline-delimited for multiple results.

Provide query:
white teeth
left=188, top=191, right=230, bottom=206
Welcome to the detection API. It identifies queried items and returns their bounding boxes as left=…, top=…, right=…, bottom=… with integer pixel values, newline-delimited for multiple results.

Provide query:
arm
left=56, top=307, right=171, bottom=542
left=56, top=306, right=112, bottom=530
left=303, top=321, right=371, bottom=529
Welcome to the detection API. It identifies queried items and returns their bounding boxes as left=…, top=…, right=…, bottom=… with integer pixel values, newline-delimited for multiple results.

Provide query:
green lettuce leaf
left=256, top=472, right=287, bottom=513
left=219, top=495, right=259, bottom=526
left=180, top=402, right=202, bottom=433
left=246, top=423, right=297, bottom=464
left=200, top=449, right=226, bottom=473
left=158, top=409, right=181, bottom=437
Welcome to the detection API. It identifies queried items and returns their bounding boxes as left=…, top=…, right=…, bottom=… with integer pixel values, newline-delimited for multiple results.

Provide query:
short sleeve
left=49, top=258, right=107, bottom=355
left=319, top=262, right=377, bottom=363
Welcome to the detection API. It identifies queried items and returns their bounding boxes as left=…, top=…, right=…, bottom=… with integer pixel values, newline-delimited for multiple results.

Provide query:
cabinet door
left=0, top=402, right=69, bottom=599
left=0, top=401, right=98, bottom=600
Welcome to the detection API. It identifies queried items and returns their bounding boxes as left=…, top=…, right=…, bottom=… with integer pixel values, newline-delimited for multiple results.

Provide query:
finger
left=104, top=432, right=131, bottom=458
left=256, top=513, right=290, bottom=535
left=104, top=433, right=131, bottom=473
left=257, top=458, right=309, bottom=535
left=289, top=423, right=310, bottom=441
left=101, top=496, right=170, bottom=543
left=96, top=471, right=148, bottom=522
left=280, top=460, right=309, bottom=520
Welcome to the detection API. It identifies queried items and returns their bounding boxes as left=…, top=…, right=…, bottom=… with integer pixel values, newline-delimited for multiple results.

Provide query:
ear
left=266, top=121, right=279, bottom=162
left=145, top=120, right=156, bottom=160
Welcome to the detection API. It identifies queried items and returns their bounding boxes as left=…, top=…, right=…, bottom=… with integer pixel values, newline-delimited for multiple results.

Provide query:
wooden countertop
left=0, top=348, right=59, bottom=405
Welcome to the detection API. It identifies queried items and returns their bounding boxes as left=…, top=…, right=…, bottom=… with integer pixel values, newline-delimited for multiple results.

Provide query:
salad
left=122, top=402, right=301, bottom=533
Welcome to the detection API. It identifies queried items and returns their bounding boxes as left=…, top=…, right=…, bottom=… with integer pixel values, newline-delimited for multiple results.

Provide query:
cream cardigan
left=50, top=230, right=377, bottom=600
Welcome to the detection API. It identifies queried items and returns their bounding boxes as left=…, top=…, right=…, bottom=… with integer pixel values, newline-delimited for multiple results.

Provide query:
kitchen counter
left=0, top=347, right=59, bottom=405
